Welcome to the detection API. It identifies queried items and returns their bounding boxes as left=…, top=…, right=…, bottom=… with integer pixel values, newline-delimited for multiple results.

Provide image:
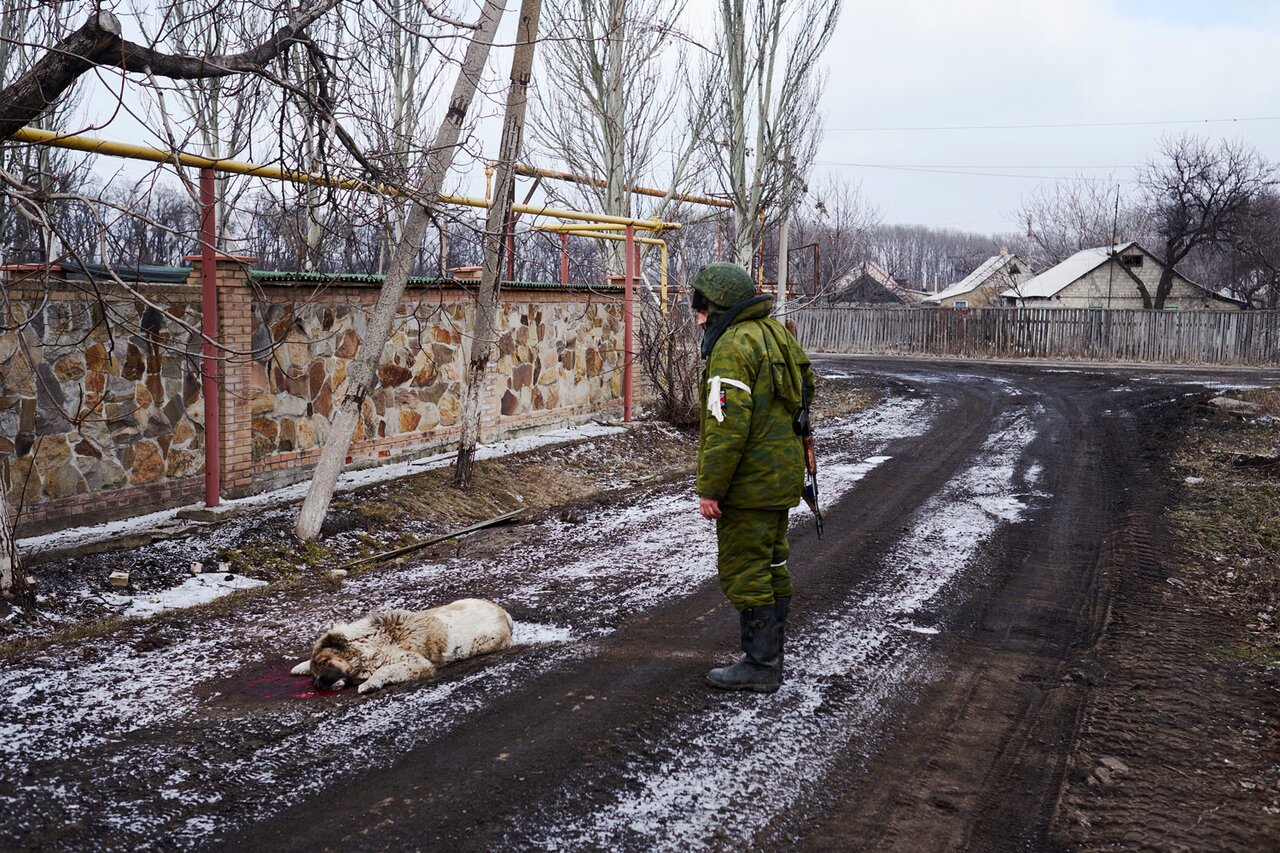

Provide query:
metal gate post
left=199, top=167, right=220, bottom=507
left=623, top=224, right=635, bottom=422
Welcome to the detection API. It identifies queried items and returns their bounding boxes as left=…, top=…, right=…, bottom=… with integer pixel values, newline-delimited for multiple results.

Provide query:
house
left=924, top=251, right=1029, bottom=308
left=829, top=260, right=927, bottom=305
left=1001, top=242, right=1244, bottom=310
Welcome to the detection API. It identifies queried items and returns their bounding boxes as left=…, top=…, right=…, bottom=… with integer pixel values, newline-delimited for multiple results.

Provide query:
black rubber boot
left=706, top=606, right=782, bottom=693
left=775, top=595, right=791, bottom=681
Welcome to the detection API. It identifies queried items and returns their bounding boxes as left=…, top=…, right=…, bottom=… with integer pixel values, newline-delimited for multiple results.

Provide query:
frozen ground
left=18, top=421, right=626, bottom=556
left=5, top=360, right=1277, bottom=852
left=520, top=404, right=1044, bottom=849
left=0, top=387, right=934, bottom=849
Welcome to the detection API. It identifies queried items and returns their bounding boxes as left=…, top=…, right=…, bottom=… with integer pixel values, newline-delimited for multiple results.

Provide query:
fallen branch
left=340, top=509, right=524, bottom=569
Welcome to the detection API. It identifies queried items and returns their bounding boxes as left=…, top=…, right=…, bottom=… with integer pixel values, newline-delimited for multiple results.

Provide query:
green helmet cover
left=690, top=262, right=756, bottom=311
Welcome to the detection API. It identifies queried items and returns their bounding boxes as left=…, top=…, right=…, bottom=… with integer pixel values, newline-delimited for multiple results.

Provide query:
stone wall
left=1, top=261, right=627, bottom=533
left=0, top=269, right=206, bottom=534
left=241, top=279, right=624, bottom=495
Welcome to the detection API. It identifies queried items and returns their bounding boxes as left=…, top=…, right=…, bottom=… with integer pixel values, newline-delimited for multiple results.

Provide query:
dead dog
left=290, top=598, right=513, bottom=693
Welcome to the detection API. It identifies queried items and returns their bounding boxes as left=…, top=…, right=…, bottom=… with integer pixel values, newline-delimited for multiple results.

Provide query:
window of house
left=1008, top=263, right=1021, bottom=275
left=1122, top=255, right=1143, bottom=267
left=954, top=300, right=968, bottom=309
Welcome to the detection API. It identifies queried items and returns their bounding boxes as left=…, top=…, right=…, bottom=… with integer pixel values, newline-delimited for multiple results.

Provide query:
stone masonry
left=1, top=260, right=626, bottom=535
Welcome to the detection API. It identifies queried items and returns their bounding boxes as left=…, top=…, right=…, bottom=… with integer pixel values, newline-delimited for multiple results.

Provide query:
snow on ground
left=18, top=421, right=626, bottom=555
left=0, top=391, right=941, bottom=849
left=520, top=402, right=1044, bottom=850
left=95, top=573, right=268, bottom=618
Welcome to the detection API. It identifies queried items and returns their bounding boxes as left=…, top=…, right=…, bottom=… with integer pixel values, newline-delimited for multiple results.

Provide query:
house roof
left=1002, top=243, right=1135, bottom=299
left=925, top=254, right=1024, bottom=304
left=1001, top=242, right=1245, bottom=306
left=831, top=260, right=911, bottom=303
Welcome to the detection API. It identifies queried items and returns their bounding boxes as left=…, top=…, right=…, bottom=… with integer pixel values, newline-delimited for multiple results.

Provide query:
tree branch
left=0, top=1, right=341, bottom=140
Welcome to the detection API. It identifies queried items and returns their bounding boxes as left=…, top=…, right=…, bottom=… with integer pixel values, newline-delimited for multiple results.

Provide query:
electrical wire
left=813, top=161, right=1136, bottom=182
left=825, top=115, right=1280, bottom=132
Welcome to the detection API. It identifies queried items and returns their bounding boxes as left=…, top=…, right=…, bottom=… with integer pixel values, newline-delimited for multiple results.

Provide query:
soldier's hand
left=699, top=497, right=722, bottom=520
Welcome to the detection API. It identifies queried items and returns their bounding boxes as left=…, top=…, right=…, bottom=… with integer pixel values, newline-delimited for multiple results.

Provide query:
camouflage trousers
left=715, top=507, right=793, bottom=611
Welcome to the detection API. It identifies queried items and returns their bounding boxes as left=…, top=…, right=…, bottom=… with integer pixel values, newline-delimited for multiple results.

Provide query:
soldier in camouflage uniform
left=690, top=262, right=815, bottom=693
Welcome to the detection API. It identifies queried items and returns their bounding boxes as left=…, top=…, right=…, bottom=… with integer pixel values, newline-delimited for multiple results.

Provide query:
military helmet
left=690, top=263, right=756, bottom=311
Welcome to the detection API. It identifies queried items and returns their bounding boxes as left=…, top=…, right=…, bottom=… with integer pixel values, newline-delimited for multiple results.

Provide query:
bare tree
left=453, top=0, right=543, bottom=489
left=705, top=0, right=839, bottom=270
left=1231, top=191, right=1280, bottom=308
left=784, top=174, right=878, bottom=304
left=0, top=484, right=18, bottom=599
left=295, top=0, right=507, bottom=539
left=0, top=3, right=344, bottom=140
left=133, top=0, right=270, bottom=251
left=1017, top=178, right=1147, bottom=268
left=1139, top=134, right=1277, bottom=309
left=531, top=0, right=702, bottom=274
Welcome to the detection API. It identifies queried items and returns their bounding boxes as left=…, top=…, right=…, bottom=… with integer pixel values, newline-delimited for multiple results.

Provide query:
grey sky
left=811, top=0, right=1280, bottom=232
left=72, top=0, right=1280, bottom=239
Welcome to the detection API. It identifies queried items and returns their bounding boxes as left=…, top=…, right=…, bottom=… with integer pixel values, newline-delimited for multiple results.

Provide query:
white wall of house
left=937, top=275, right=1014, bottom=308
left=1018, top=252, right=1240, bottom=311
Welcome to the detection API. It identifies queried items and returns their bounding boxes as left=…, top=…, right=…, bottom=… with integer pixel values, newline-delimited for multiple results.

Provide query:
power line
left=814, top=160, right=1137, bottom=182
left=825, top=115, right=1280, bottom=132
left=820, top=162, right=1134, bottom=170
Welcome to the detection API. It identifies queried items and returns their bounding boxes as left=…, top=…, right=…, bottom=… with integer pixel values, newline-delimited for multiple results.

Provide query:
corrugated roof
left=925, top=254, right=1022, bottom=303
left=249, top=271, right=622, bottom=291
left=63, top=260, right=193, bottom=284
left=1001, top=243, right=1135, bottom=299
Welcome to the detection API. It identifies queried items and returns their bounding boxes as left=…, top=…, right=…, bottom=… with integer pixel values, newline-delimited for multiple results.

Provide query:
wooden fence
left=792, top=307, right=1280, bottom=366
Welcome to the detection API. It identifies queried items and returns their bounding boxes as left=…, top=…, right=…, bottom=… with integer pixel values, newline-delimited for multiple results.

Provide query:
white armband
left=707, top=375, right=752, bottom=423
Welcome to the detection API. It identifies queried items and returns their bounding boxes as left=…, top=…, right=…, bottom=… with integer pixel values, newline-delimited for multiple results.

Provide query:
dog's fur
left=290, top=598, right=513, bottom=694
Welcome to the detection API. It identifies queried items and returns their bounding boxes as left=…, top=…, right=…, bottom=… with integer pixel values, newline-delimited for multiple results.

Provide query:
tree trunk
left=774, top=141, right=792, bottom=315
left=294, top=0, right=506, bottom=541
left=1113, top=256, right=1153, bottom=309
left=453, top=0, right=544, bottom=489
left=603, top=0, right=628, bottom=275
left=0, top=484, right=21, bottom=599
left=1153, top=242, right=1185, bottom=309
left=775, top=208, right=790, bottom=314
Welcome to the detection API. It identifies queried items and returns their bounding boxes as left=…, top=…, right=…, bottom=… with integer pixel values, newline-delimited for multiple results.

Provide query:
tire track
left=233, top=370, right=1018, bottom=851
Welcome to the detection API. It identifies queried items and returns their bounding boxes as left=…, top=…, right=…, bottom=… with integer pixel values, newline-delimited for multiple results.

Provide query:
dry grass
left=1173, top=389, right=1280, bottom=667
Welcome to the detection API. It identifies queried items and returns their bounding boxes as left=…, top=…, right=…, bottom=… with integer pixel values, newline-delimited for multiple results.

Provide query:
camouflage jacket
left=696, top=300, right=815, bottom=509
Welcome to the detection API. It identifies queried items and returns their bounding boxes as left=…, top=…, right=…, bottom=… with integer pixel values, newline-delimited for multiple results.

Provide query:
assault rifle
left=794, top=384, right=823, bottom=538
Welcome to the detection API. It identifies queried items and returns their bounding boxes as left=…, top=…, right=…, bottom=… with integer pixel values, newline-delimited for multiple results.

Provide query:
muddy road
left=3, top=357, right=1277, bottom=851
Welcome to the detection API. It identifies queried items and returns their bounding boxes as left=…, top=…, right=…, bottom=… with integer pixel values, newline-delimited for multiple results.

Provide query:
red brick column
left=186, top=255, right=256, bottom=498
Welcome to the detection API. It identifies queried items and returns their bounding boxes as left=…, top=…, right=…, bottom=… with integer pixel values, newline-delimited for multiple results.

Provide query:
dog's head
left=307, top=630, right=363, bottom=690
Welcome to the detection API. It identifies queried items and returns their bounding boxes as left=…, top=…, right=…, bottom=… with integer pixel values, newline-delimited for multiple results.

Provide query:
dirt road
left=4, top=358, right=1277, bottom=851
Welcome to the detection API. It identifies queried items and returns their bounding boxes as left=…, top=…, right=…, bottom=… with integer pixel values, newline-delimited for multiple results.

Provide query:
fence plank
left=793, top=307, right=1280, bottom=367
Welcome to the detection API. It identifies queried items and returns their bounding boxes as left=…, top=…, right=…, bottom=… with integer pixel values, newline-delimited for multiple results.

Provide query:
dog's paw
left=357, top=680, right=381, bottom=695
left=290, top=660, right=312, bottom=676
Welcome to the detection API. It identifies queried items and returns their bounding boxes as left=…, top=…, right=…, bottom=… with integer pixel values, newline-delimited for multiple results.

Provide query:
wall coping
left=249, top=270, right=623, bottom=293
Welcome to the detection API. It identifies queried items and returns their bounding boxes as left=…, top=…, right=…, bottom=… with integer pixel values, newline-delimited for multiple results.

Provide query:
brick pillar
left=186, top=255, right=257, bottom=498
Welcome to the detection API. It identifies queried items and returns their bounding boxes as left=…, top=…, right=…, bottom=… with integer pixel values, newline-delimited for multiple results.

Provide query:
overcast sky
left=76, top=0, right=1280, bottom=240
left=810, top=0, right=1280, bottom=232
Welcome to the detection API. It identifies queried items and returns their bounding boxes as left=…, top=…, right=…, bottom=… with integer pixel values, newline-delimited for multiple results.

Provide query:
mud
left=2, top=358, right=1278, bottom=852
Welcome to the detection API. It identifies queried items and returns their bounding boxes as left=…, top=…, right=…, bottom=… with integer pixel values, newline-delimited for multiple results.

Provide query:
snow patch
left=19, top=422, right=627, bottom=555
left=513, top=622, right=577, bottom=645
left=96, top=574, right=267, bottom=618
left=522, top=405, right=1044, bottom=850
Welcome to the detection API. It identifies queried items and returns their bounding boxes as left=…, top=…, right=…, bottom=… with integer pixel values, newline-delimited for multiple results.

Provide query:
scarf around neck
left=700, top=295, right=773, bottom=358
